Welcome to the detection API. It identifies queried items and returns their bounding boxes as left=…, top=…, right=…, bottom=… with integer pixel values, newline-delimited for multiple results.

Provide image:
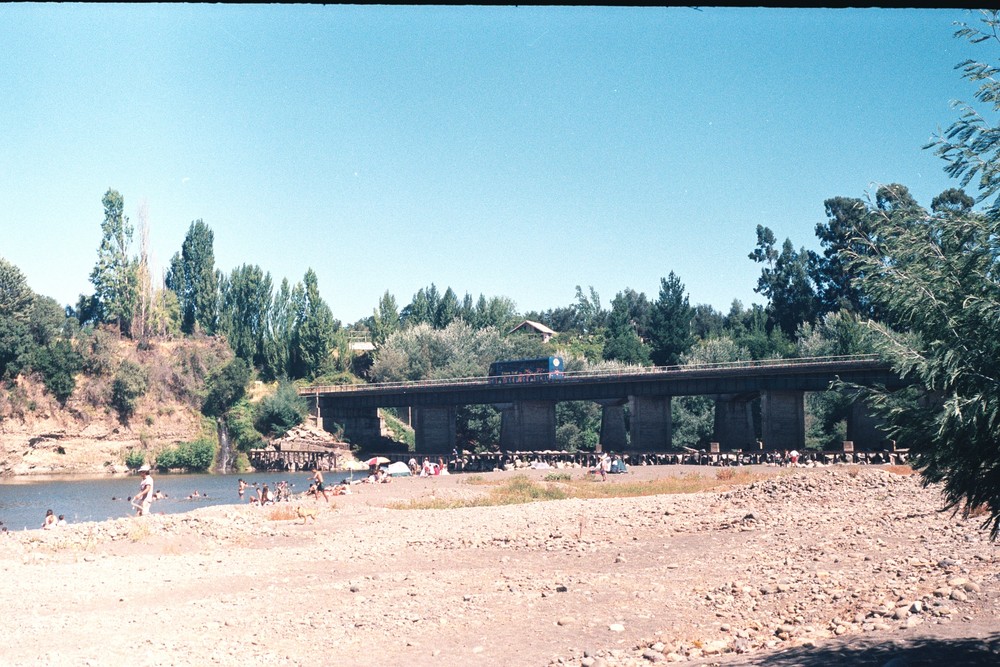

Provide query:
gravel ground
left=0, top=465, right=997, bottom=666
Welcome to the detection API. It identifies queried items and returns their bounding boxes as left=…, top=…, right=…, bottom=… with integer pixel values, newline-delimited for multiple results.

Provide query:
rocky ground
left=1, top=465, right=997, bottom=666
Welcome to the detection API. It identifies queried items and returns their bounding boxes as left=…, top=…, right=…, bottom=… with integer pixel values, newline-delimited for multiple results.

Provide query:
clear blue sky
left=0, top=6, right=986, bottom=324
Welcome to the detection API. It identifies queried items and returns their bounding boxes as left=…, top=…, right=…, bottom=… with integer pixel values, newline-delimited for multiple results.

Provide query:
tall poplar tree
left=166, top=220, right=218, bottom=335
left=290, top=269, right=338, bottom=379
left=89, top=189, right=137, bottom=336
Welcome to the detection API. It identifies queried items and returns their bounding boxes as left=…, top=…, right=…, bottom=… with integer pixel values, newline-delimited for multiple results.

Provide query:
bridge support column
left=319, top=405, right=382, bottom=448
left=846, top=398, right=888, bottom=450
left=412, top=406, right=456, bottom=456
left=713, top=394, right=757, bottom=450
left=595, top=399, right=628, bottom=452
left=630, top=395, right=671, bottom=451
left=498, top=401, right=556, bottom=451
left=760, top=390, right=804, bottom=451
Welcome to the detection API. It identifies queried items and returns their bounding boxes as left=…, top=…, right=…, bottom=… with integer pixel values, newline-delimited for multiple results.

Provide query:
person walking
left=312, top=469, right=329, bottom=502
left=135, top=465, right=154, bottom=516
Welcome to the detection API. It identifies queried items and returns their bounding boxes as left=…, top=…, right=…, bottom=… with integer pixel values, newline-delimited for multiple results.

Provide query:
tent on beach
left=385, top=461, right=411, bottom=477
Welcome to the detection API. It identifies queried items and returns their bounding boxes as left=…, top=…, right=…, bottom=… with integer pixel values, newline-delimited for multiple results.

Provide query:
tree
left=89, top=189, right=138, bottom=335
left=573, top=285, right=605, bottom=334
left=255, top=381, right=307, bottom=437
left=111, top=360, right=148, bottom=422
left=435, top=287, right=461, bottom=329
left=166, top=220, right=218, bottom=335
left=220, top=264, right=272, bottom=369
left=603, top=291, right=650, bottom=365
left=290, top=269, right=338, bottom=380
left=371, top=290, right=400, bottom=347
left=202, top=357, right=252, bottom=417
left=401, top=285, right=436, bottom=329
left=0, top=257, right=34, bottom=320
left=264, top=278, right=295, bottom=380
left=749, top=225, right=820, bottom=338
left=648, top=272, right=694, bottom=367
left=32, top=340, right=83, bottom=404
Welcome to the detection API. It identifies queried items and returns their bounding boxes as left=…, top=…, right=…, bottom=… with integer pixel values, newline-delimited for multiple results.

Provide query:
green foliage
left=555, top=400, right=600, bottom=452
left=844, top=174, right=1000, bottom=535
left=290, top=269, right=339, bottom=380
left=225, top=400, right=265, bottom=452
left=254, top=381, right=307, bottom=437
left=0, top=314, right=30, bottom=381
left=648, top=272, right=694, bottom=367
left=156, top=438, right=216, bottom=471
left=89, top=189, right=138, bottom=336
left=124, top=449, right=146, bottom=469
left=749, top=226, right=820, bottom=339
left=927, top=10, right=1000, bottom=218
left=372, top=321, right=507, bottom=382
left=111, top=360, right=148, bottom=421
left=31, top=340, right=83, bottom=404
left=166, top=220, right=218, bottom=335
left=0, top=257, right=34, bottom=321
left=456, top=403, right=500, bottom=451
left=371, top=290, right=400, bottom=347
left=202, top=357, right=251, bottom=417
left=382, top=410, right=415, bottom=450
left=219, top=264, right=272, bottom=368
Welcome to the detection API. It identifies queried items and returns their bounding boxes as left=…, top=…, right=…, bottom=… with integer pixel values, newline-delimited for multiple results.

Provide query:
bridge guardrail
left=298, top=354, right=884, bottom=396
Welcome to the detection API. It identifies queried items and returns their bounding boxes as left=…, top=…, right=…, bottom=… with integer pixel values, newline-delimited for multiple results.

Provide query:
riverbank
left=1, top=465, right=997, bottom=666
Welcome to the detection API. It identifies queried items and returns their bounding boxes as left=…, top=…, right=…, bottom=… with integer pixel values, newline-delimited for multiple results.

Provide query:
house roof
left=508, top=319, right=557, bottom=336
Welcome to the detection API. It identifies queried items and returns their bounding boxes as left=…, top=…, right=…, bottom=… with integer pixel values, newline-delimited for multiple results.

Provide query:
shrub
left=156, top=438, right=216, bottom=472
left=111, top=360, right=148, bottom=421
left=226, top=399, right=265, bottom=452
left=255, top=381, right=307, bottom=437
left=125, top=449, right=145, bottom=469
left=202, top=357, right=251, bottom=417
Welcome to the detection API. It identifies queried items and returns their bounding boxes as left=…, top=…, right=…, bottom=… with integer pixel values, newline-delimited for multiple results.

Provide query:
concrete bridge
left=299, top=355, right=905, bottom=455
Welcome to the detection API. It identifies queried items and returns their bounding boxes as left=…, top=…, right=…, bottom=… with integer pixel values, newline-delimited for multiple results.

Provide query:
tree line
left=2, top=12, right=1000, bottom=534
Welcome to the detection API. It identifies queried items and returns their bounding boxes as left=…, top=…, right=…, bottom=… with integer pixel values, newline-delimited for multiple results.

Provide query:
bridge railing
left=298, top=354, right=883, bottom=395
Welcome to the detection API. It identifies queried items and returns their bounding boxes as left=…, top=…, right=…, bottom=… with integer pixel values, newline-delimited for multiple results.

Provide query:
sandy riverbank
left=1, top=465, right=997, bottom=666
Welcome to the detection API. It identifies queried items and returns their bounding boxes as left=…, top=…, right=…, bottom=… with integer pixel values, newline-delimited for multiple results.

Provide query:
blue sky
left=0, top=6, right=987, bottom=324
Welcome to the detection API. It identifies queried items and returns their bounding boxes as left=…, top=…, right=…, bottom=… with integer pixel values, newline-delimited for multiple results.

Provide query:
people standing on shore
left=312, top=469, right=329, bottom=502
left=238, top=478, right=247, bottom=501
left=135, top=465, right=154, bottom=516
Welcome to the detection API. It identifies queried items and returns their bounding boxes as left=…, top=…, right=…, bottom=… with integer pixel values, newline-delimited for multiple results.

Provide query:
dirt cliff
left=0, top=335, right=230, bottom=477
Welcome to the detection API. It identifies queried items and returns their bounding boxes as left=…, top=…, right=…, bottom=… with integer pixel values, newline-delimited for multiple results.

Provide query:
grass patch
left=393, top=470, right=769, bottom=510
left=885, top=465, right=915, bottom=476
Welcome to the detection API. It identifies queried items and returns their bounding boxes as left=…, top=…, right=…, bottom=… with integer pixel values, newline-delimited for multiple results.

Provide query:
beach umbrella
left=343, top=460, right=369, bottom=471
left=365, top=456, right=390, bottom=466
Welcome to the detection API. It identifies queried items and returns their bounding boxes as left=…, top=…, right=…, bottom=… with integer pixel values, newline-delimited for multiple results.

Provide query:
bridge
left=299, top=355, right=906, bottom=455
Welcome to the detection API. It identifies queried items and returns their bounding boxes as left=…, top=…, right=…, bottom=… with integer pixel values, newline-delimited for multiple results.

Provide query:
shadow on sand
left=696, top=632, right=1000, bottom=666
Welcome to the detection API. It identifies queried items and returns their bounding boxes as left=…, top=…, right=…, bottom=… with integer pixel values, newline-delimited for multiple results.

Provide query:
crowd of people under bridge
left=445, top=448, right=909, bottom=473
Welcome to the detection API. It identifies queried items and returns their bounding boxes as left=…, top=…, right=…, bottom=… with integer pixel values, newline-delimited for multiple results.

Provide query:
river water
left=0, top=470, right=365, bottom=532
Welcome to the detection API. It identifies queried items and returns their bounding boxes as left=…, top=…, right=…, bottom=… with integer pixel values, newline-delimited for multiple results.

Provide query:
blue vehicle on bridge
left=487, top=356, right=565, bottom=385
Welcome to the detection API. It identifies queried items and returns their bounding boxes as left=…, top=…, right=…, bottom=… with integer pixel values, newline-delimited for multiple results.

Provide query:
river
left=0, top=469, right=366, bottom=532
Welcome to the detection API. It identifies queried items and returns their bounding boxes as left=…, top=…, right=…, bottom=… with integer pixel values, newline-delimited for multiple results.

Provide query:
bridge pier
left=760, top=390, right=804, bottom=451
left=412, top=406, right=456, bottom=455
left=713, top=394, right=758, bottom=450
left=595, top=399, right=628, bottom=452
left=629, top=395, right=671, bottom=451
left=846, top=398, right=888, bottom=450
left=319, top=405, right=382, bottom=447
left=498, top=400, right=556, bottom=451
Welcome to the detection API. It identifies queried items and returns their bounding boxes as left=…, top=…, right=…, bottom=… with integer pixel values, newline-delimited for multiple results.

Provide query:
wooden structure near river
left=248, top=424, right=351, bottom=471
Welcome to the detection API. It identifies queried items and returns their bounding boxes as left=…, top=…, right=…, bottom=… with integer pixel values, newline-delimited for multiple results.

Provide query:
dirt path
left=1, top=465, right=997, bottom=666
